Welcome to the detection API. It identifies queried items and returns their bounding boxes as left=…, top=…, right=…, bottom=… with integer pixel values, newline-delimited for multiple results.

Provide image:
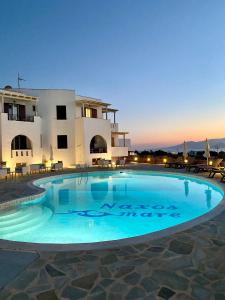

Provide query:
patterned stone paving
left=0, top=165, right=225, bottom=299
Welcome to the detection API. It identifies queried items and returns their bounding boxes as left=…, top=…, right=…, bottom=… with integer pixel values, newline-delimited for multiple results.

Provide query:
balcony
left=111, top=146, right=128, bottom=157
left=111, top=123, right=118, bottom=132
left=8, top=114, right=35, bottom=122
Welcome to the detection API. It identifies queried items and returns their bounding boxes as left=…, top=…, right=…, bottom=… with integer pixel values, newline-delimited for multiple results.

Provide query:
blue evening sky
left=1, top=0, right=225, bottom=148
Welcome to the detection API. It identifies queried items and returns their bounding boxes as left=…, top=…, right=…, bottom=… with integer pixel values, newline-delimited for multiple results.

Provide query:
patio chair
left=15, top=164, right=29, bottom=176
left=97, top=159, right=106, bottom=167
left=51, top=162, right=63, bottom=171
left=39, top=163, right=47, bottom=172
left=0, top=168, right=7, bottom=179
left=116, top=159, right=126, bottom=167
left=30, top=164, right=41, bottom=173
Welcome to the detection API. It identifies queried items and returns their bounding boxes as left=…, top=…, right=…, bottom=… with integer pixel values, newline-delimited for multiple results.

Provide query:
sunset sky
left=1, top=0, right=225, bottom=149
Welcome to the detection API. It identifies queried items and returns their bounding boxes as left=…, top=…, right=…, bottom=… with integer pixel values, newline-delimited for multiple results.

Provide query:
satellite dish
left=4, top=85, right=12, bottom=90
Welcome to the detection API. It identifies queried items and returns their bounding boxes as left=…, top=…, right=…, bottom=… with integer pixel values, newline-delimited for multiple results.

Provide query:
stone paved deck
left=0, top=165, right=225, bottom=300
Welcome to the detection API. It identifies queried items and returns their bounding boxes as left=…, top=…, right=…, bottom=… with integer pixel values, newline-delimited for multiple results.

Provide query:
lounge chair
left=190, top=158, right=223, bottom=173
left=208, top=167, right=225, bottom=178
left=164, top=159, right=177, bottom=168
left=165, top=156, right=189, bottom=169
left=220, top=170, right=225, bottom=182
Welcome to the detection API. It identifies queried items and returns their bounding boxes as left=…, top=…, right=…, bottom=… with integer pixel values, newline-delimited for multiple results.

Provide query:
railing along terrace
left=8, top=114, right=34, bottom=122
left=90, top=148, right=107, bottom=153
left=111, top=122, right=119, bottom=131
left=11, top=149, right=33, bottom=158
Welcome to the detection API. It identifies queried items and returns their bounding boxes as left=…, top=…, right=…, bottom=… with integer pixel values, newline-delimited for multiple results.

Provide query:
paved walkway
left=0, top=165, right=225, bottom=300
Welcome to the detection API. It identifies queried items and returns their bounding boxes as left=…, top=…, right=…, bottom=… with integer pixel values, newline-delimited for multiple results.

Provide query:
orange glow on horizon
left=132, top=125, right=225, bottom=148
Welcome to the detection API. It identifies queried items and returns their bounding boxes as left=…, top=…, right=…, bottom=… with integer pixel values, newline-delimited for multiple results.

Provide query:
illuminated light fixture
left=134, top=157, right=138, bottom=161
left=147, top=158, right=151, bottom=162
left=46, top=160, right=53, bottom=168
left=112, top=161, right=116, bottom=167
left=184, top=159, right=188, bottom=163
left=163, top=158, right=167, bottom=163
left=209, top=160, right=213, bottom=166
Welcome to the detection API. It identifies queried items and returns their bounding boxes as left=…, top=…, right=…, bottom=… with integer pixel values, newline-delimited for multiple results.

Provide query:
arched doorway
left=90, top=135, right=107, bottom=153
left=11, top=135, right=32, bottom=150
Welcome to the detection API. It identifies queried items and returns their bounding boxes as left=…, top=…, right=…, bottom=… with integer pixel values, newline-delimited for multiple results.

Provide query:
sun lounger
left=220, top=170, right=225, bottom=182
left=164, top=161, right=176, bottom=168
left=190, top=159, right=223, bottom=173
left=208, top=167, right=225, bottom=178
left=166, top=157, right=195, bottom=169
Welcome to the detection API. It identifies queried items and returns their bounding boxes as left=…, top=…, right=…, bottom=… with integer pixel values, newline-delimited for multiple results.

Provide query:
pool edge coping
left=0, top=169, right=225, bottom=252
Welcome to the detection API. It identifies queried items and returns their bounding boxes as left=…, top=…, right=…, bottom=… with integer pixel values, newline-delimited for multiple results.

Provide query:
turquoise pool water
left=0, top=171, right=223, bottom=244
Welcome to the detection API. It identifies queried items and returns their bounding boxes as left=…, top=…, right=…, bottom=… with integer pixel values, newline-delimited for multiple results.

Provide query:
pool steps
left=0, top=207, right=52, bottom=237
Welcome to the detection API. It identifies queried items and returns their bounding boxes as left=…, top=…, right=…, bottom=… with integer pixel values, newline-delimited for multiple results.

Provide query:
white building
left=0, top=87, right=129, bottom=169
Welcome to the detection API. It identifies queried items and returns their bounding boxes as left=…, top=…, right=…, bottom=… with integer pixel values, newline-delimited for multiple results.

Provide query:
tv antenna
left=17, top=73, right=26, bottom=89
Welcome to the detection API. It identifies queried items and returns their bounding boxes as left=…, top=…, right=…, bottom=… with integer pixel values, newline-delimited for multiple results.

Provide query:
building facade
left=0, top=87, right=129, bottom=169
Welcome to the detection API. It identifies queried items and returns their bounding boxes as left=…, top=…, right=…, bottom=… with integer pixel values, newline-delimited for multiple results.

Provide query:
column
left=82, top=103, right=85, bottom=117
left=1, top=95, right=4, bottom=113
left=113, top=111, right=116, bottom=124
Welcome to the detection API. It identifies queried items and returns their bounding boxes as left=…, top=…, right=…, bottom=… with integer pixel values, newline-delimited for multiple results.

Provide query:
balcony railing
left=111, top=123, right=118, bottom=132
left=90, top=148, right=107, bottom=154
left=11, top=149, right=33, bottom=158
left=8, top=114, right=34, bottom=122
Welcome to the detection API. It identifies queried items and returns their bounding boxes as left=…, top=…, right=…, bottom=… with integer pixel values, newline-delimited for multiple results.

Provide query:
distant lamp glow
left=184, top=159, right=188, bottom=163
left=112, top=161, right=116, bottom=167
left=163, top=158, right=167, bottom=163
left=134, top=157, right=138, bottom=161
left=209, top=160, right=213, bottom=166
left=147, top=157, right=151, bottom=162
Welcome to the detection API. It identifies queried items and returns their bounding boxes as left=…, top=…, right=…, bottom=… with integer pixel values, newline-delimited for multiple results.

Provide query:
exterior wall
left=0, top=113, right=42, bottom=169
left=20, top=89, right=76, bottom=167
left=75, top=117, right=112, bottom=165
left=2, top=89, right=130, bottom=168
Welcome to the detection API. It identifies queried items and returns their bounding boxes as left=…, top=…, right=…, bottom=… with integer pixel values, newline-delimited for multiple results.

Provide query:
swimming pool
left=0, top=171, right=224, bottom=247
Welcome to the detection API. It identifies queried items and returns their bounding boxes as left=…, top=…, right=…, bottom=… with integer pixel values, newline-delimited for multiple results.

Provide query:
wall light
left=134, top=157, right=138, bottom=161
left=184, top=159, right=188, bottom=163
left=209, top=160, right=213, bottom=166
left=147, top=157, right=151, bottom=162
left=163, top=158, right=167, bottom=163
left=112, top=161, right=116, bottom=167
